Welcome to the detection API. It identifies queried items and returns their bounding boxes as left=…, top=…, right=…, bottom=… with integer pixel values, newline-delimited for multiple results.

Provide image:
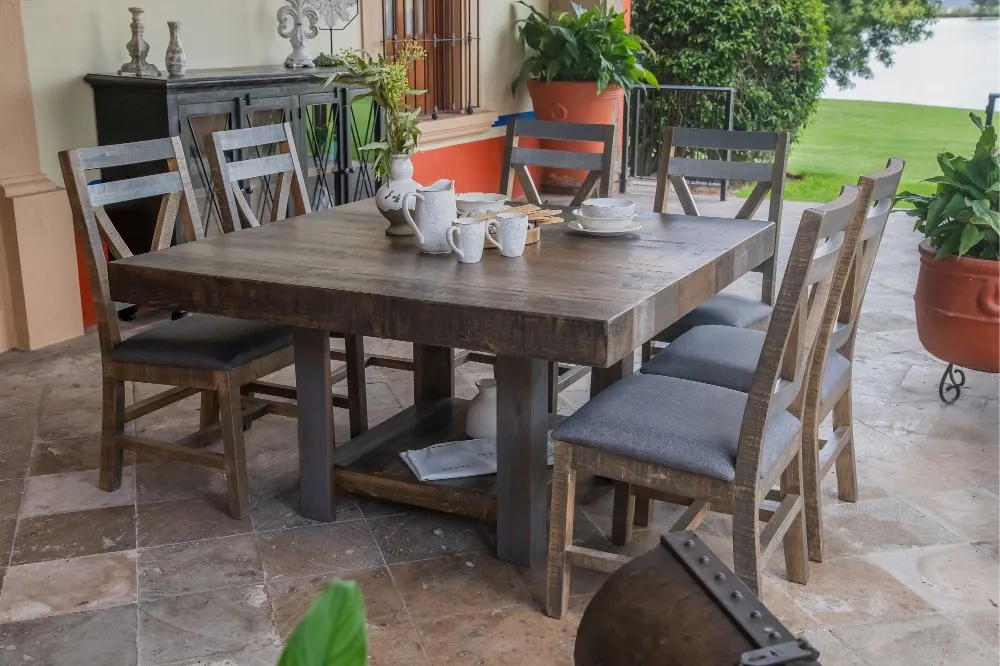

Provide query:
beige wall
left=22, top=0, right=546, bottom=182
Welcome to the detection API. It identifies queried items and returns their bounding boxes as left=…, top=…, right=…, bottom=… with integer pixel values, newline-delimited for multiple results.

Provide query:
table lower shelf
left=333, top=397, right=561, bottom=521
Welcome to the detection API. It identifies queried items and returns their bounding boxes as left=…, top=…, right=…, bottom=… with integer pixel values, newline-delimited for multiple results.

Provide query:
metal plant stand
left=938, top=363, right=967, bottom=404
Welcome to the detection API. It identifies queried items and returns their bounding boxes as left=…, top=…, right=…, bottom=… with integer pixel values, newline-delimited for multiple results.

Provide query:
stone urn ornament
left=164, top=21, right=188, bottom=76
left=277, top=0, right=319, bottom=69
left=118, top=7, right=161, bottom=77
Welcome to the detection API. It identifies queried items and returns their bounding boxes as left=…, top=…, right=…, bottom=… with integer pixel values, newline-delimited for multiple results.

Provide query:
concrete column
left=0, top=0, right=83, bottom=351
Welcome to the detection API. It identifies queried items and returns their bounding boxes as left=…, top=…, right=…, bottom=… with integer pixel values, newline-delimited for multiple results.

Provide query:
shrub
left=631, top=0, right=828, bottom=137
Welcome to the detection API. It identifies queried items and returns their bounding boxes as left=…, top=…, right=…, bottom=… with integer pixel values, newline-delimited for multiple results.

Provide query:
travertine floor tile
left=0, top=416, right=35, bottom=479
left=902, top=487, right=999, bottom=542
left=416, top=604, right=576, bottom=665
left=367, top=623, right=430, bottom=666
left=137, top=585, right=280, bottom=666
left=21, top=468, right=135, bottom=518
left=390, top=551, right=532, bottom=622
left=135, top=461, right=227, bottom=505
left=798, top=630, right=865, bottom=666
left=249, top=472, right=362, bottom=532
left=136, top=496, right=251, bottom=548
left=0, top=478, right=24, bottom=520
left=368, top=510, right=492, bottom=564
left=819, top=497, right=962, bottom=558
left=867, top=543, right=1000, bottom=614
left=834, top=614, right=998, bottom=666
left=10, top=505, right=135, bottom=565
left=0, top=519, right=15, bottom=563
left=268, top=567, right=407, bottom=639
left=774, top=556, right=933, bottom=627
left=28, top=436, right=102, bottom=477
left=0, top=550, right=137, bottom=623
left=138, top=534, right=264, bottom=601
left=255, top=521, right=382, bottom=581
left=0, top=604, right=138, bottom=666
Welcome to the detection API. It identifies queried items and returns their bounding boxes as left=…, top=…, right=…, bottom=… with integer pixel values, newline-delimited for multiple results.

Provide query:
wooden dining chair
left=497, top=117, right=616, bottom=409
left=208, top=122, right=420, bottom=437
left=499, top=117, right=616, bottom=206
left=636, top=159, right=906, bottom=561
left=60, top=137, right=296, bottom=519
left=544, top=185, right=863, bottom=619
left=641, top=127, right=790, bottom=363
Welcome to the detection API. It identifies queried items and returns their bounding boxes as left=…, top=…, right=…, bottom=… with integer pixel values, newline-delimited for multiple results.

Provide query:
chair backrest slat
left=208, top=122, right=311, bottom=232
left=655, top=127, right=789, bottom=304
left=666, top=157, right=775, bottom=183
left=733, top=184, right=863, bottom=489
left=499, top=118, right=615, bottom=207
left=60, top=136, right=202, bottom=354
left=669, top=127, right=784, bottom=152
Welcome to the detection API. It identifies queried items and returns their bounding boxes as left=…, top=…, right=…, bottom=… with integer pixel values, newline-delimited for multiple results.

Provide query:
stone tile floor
left=0, top=189, right=996, bottom=664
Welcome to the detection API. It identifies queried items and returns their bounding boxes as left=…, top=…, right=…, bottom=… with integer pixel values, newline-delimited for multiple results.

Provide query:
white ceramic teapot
left=401, top=179, right=457, bottom=254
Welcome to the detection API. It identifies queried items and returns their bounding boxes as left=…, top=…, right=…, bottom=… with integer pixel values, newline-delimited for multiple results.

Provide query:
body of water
left=823, top=17, right=999, bottom=110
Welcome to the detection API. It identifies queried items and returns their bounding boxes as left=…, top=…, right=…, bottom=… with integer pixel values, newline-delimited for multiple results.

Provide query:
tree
left=825, top=0, right=939, bottom=89
left=632, top=0, right=828, bottom=136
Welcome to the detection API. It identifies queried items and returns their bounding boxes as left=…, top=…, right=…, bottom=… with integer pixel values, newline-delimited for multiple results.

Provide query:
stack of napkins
left=400, top=433, right=555, bottom=482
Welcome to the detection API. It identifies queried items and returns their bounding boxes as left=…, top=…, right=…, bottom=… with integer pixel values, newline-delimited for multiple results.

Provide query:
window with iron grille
left=382, top=0, right=481, bottom=119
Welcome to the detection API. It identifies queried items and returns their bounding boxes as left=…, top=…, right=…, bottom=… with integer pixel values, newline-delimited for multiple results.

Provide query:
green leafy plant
left=511, top=1, right=657, bottom=97
left=321, top=42, right=427, bottom=179
left=631, top=0, right=828, bottom=137
left=278, top=580, right=367, bottom=666
left=896, top=114, right=1000, bottom=260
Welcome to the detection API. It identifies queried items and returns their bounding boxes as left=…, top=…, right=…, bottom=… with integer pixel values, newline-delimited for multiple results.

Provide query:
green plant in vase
left=321, top=43, right=427, bottom=235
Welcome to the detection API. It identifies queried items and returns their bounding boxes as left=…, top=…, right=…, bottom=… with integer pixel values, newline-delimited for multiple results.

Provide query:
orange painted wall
left=411, top=133, right=542, bottom=196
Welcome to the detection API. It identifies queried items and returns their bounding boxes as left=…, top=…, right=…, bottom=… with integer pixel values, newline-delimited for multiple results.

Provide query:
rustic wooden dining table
left=107, top=199, right=775, bottom=567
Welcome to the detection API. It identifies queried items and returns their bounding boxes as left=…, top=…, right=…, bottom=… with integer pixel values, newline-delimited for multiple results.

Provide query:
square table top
left=108, top=201, right=775, bottom=367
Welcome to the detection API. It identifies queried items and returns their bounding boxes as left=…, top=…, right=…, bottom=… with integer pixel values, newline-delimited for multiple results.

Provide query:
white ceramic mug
left=490, top=213, right=529, bottom=258
left=447, top=218, right=497, bottom=264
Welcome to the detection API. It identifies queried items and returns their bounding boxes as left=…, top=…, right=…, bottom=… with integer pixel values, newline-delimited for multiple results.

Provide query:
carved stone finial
left=118, top=7, right=161, bottom=77
left=277, top=0, right=320, bottom=69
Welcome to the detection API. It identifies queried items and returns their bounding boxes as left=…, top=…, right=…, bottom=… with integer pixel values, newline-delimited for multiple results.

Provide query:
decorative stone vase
left=914, top=241, right=1000, bottom=372
left=465, top=378, right=497, bottom=440
left=526, top=79, right=622, bottom=189
left=164, top=22, right=187, bottom=76
left=376, top=155, right=421, bottom=237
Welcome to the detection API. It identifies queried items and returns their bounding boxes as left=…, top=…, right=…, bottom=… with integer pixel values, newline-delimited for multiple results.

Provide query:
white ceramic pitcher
left=402, top=179, right=457, bottom=254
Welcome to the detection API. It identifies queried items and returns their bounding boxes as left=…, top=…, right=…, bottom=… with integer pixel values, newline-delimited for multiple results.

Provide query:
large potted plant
left=512, top=1, right=657, bottom=189
left=897, top=114, right=999, bottom=373
left=323, top=43, right=426, bottom=236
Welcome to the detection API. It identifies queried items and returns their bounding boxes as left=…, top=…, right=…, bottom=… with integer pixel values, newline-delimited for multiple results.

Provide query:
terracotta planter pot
left=914, top=241, right=1000, bottom=372
left=526, top=79, right=623, bottom=189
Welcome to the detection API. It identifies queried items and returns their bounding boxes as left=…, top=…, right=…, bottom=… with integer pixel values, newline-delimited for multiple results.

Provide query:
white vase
left=465, top=378, right=497, bottom=440
left=377, top=155, right=421, bottom=237
left=164, top=21, right=187, bottom=76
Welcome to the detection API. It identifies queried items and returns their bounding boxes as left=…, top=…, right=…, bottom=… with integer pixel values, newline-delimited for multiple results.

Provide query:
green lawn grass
left=762, top=99, right=984, bottom=203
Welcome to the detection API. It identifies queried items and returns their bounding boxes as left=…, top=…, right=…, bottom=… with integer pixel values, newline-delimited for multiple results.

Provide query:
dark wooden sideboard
left=85, top=66, right=379, bottom=252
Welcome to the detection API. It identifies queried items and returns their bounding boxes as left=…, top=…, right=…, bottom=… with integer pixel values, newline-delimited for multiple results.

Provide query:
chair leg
left=99, top=378, right=126, bottom=492
left=547, top=362, right=560, bottom=414
left=781, top=451, right=810, bottom=585
left=610, top=481, right=635, bottom=546
left=801, top=406, right=825, bottom=563
left=344, top=334, right=369, bottom=438
left=833, top=388, right=858, bottom=503
left=641, top=342, right=653, bottom=364
left=200, top=390, right=219, bottom=430
left=545, top=441, right=576, bottom=619
left=732, top=493, right=761, bottom=596
left=633, top=488, right=654, bottom=527
left=217, top=373, right=250, bottom=519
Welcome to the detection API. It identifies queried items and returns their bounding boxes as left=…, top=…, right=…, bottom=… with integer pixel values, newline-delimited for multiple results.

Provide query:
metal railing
left=986, top=93, right=998, bottom=127
left=619, top=84, right=736, bottom=198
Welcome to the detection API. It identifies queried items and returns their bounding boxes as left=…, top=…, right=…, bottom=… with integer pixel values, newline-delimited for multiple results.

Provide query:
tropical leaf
left=279, top=580, right=367, bottom=666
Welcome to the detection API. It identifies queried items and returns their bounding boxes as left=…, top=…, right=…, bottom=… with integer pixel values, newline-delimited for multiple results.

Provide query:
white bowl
left=572, top=209, right=635, bottom=232
left=580, top=198, right=636, bottom=219
left=456, top=192, right=507, bottom=215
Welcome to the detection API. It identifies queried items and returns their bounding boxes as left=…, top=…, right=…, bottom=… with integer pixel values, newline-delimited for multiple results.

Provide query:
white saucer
left=566, top=219, right=642, bottom=236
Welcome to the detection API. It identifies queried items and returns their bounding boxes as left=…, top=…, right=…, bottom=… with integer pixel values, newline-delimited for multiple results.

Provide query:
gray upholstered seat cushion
left=552, top=375, right=801, bottom=482
left=666, top=293, right=773, bottom=338
left=111, top=314, right=292, bottom=371
left=641, top=325, right=764, bottom=393
left=642, top=325, right=853, bottom=404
